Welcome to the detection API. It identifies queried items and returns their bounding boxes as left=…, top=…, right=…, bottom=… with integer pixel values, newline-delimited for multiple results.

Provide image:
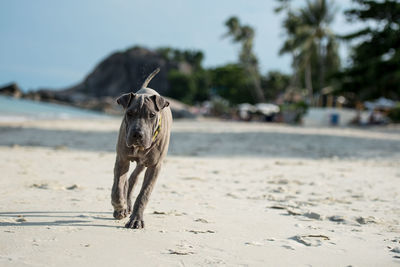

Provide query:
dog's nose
left=133, top=131, right=143, bottom=139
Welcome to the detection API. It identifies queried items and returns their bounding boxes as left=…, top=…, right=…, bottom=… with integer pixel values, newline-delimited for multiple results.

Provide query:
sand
left=0, top=118, right=400, bottom=266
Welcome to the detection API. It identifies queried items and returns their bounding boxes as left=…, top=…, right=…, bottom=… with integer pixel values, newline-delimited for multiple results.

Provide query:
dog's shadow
left=0, top=211, right=121, bottom=228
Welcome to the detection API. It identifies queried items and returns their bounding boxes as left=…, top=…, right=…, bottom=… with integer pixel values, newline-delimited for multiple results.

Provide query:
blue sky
left=0, top=0, right=357, bottom=91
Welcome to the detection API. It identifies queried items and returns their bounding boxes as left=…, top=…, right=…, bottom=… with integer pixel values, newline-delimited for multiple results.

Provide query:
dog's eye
left=126, top=111, right=134, bottom=117
left=150, top=113, right=156, bottom=118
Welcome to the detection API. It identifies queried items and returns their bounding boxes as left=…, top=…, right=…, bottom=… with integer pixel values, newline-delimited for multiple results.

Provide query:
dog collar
left=152, top=114, right=162, bottom=141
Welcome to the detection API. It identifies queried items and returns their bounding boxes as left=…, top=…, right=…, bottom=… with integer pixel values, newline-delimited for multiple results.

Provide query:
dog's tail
left=141, top=67, right=160, bottom=88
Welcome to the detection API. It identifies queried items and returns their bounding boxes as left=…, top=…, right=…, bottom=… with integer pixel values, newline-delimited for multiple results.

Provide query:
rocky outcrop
left=0, top=83, right=22, bottom=98
left=62, top=46, right=180, bottom=100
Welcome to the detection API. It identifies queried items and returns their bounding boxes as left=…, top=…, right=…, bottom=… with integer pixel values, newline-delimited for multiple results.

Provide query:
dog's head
left=117, top=93, right=169, bottom=149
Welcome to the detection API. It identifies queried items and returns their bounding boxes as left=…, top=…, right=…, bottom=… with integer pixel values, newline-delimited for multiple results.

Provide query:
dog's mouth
left=126, top=139, right=149, bottom=150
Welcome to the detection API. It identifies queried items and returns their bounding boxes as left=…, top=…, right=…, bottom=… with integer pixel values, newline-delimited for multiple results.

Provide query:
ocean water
left=0, top=95, right=108, bottom=122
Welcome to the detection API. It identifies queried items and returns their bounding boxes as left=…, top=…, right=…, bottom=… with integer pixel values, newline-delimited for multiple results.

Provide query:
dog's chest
left=127, top=147, right=148, bottom=164
left=128, top=146, right=143, bottom=158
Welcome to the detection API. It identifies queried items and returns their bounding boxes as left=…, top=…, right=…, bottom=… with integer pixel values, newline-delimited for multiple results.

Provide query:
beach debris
left=153, top=211, right=167, bottom=215
left=355, top=216, right=377, bottom=225
left=290, top=235, right=313, bottom=246
left=31, top=183, right=49, bottom=189
left=328, top=215, right=346, bottom=223
left=181, top=176, right=206, bottom=182
left=351, top=194, right=364, bottom=199
left=194, top=218, right=209, bottom=223
left=290, top=234, right=330, bottom=247
left=282, top=245, right=295, bottom=250
left=173, top=211, right=187, bottom=216
left=306, top=234, right=330, bottom=240
left=168, top=249, right=195, bottom=255
left=187, top=230, right=215, bottom=234
left=152, top=210, right=186, bottom=216
left=269, top=205, right=286, bottom=210
left=66, top=184, right=79, bottom=190
left=356, top=217, right=367, bottom=224
left=268, top=205, right=302, bottom=216
left=168, top=243, right=195, bottom=255
left=245, top=241, right=263, bottom=246
left=272, top=187, right=286, bottom=193
left=303, top=212, right=322, bottom=220
left=287, top=209, right=302, bottom=216
left=247, top=194, right=268, bottom=200
left=391, top=247, right=400, bottom=254
left=15, top=215, right=26, bottom=223
left=226, top=193, right=239, bottom=199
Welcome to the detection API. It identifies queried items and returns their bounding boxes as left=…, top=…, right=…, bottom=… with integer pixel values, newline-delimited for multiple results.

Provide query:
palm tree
left=224, top=16, right=266, bottom=103
left=278, top=0, right=340, bottom=104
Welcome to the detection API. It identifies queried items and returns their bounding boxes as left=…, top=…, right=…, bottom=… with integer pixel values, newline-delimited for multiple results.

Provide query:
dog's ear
left=150, top=95, right=169, bottom=111
left=117, top=93, right=136, bottom=109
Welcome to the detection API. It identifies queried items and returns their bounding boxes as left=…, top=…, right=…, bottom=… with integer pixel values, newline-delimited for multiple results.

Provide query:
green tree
left=210, top=64, right=253, bottom=104
left=336, top=0, right=400, bottom=101
left=157, top=47, right=204, bottom=70
left=223, top=16, right=266, bottom=103
left=261, top=71, right=291, bottom=101
left=277, top=0, right=340, bottom=104
left=167, top=70, right=196, bottom=104
left=157, top=47, right=211, bottom=104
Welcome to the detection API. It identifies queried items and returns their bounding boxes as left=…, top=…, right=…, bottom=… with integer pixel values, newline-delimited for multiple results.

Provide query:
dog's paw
left=113, top=209, right=128, bottom=220
left=127, top=205, right=133, bottom=214
left=125, top=218, right=144, bottom=229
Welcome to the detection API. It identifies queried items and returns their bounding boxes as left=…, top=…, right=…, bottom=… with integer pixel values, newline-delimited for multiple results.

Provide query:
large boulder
left=59, top=46, right=185, bottom=100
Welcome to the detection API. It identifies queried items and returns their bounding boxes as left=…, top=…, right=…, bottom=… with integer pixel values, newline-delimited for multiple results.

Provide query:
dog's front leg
left=111, top=156, right=130, bottom=219
left=126, top=164, right=146, bottom=214
left=125, top=163, right=161, bottom=229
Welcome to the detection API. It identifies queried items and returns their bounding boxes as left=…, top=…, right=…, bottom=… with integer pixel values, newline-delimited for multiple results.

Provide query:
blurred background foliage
left=157, top=0, right=399, bottom=110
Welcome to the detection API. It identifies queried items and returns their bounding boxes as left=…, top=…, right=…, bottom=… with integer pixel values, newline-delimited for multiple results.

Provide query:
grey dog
left=111, top=68, right=172, bottom=229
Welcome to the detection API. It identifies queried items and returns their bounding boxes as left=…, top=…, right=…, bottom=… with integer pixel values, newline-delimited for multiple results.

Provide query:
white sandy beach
left=0, top=118, right=400, bottom=266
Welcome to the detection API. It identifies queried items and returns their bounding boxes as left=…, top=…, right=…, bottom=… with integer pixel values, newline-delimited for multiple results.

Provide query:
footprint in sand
left=355, top=216, right=378, bottom=225
left=303, top=211, right=323, bottom=220
left=290, top=234, right=330, bottom=247
left=167, top=242, right=195, bottom=255
left=282, top=245, right=295, bottom=250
